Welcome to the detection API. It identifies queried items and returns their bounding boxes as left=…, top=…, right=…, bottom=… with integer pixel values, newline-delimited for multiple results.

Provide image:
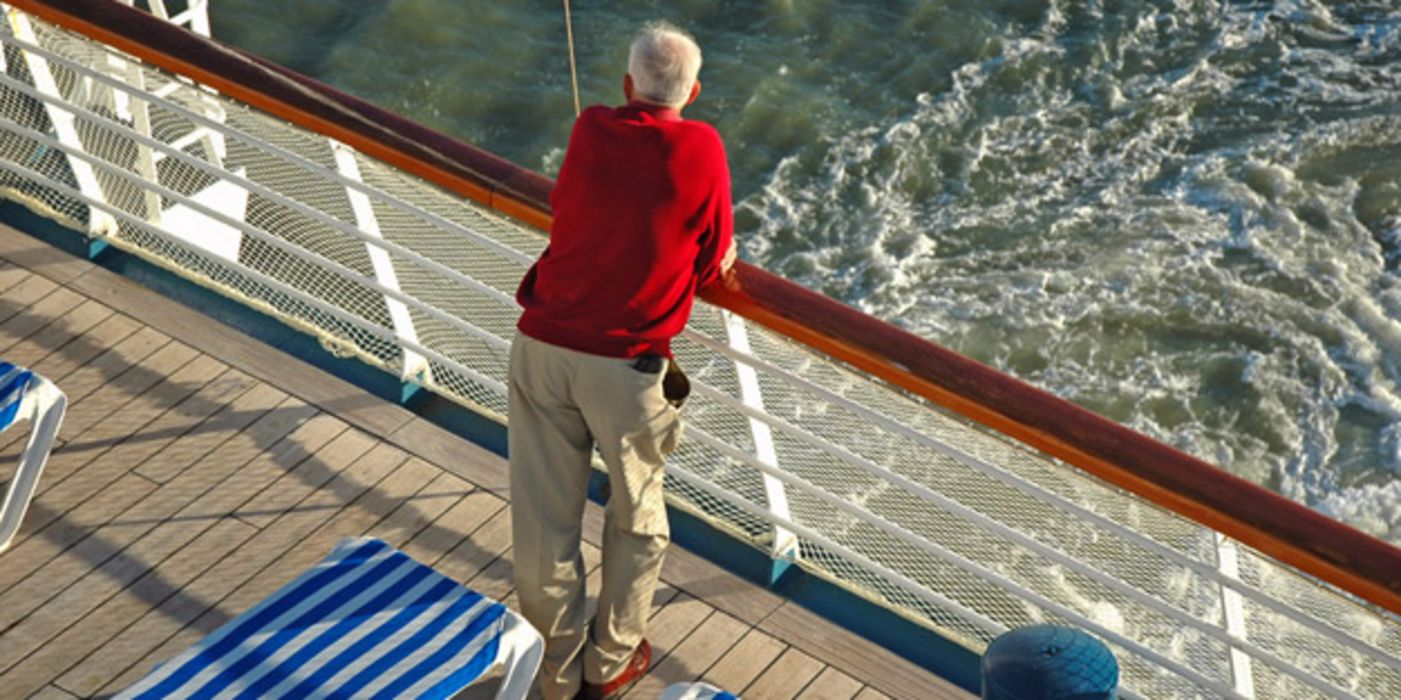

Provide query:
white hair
left=628, top=21, right=702, bottom=108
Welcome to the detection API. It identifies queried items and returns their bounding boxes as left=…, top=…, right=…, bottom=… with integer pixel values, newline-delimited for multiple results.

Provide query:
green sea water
left=212, top=0, right=1401, bottom=541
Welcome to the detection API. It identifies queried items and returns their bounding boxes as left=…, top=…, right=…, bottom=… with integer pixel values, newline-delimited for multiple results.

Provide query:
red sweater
left=516, top=101, right=733, bottom=358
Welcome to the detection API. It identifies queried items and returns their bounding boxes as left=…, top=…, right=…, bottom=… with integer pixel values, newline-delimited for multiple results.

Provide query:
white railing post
left=145, top=0, right=170, bottom=20
left=722, top=309, right=800, bottom=579
left=176, top=0, right=212, bottom=38
left=118, top=1, right=206, bottom=35
left=121, top=59, right=163, bottom=225
left=3, top=7, right=117, bottom=237
left=1216, top=532, right=1256, bottom=697
left=129, top=0, right=227, bottom=168
left=331, top=139, right=430, bottom=395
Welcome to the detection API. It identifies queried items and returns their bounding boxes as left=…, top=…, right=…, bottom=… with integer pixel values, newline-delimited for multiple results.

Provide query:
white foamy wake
left=737, top=0, right=1401, bottom=540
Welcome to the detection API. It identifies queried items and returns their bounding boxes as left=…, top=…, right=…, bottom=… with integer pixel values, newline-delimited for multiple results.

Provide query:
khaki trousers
left=508, top=333, right=681, bottom=700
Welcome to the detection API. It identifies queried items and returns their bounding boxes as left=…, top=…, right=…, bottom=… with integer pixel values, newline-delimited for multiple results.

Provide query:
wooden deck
left=0, top=222, right=972, bottom=700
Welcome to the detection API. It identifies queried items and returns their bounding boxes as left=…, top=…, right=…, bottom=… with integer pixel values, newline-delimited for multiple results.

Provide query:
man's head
left=625, top=21, right=702, bottom=109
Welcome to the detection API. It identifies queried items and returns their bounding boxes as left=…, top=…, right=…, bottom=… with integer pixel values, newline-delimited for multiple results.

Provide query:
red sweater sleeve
left=516, top=104, right=734, bottom=359
left=693, top=142, right=734, bottom=290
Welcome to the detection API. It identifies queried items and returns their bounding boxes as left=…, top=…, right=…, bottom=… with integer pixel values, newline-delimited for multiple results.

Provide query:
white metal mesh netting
left=0, top=11, right=1396, bottom=698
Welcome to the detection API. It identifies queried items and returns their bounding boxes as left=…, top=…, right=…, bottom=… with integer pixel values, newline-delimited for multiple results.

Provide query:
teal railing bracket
left=86, top=235, right=110, bottom=261
left=399, top=378, right=423, bottom=406
left=769, top=547, right=799, bottom=587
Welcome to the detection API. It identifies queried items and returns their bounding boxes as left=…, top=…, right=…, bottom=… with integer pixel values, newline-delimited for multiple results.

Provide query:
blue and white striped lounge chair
left=0, top=360, right=66, bottom=553
left=116, top=537, right=544, bottom=700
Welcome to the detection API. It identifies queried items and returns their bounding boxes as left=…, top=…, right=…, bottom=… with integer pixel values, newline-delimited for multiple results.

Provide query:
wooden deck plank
left=742, top=646, right=826, bottom=700
left=136, top=452, right=445, bottom=650
left=796, top=666, right=864, bottom=700
left=25, top=685, right=78, bottom=700
left=388, top=415, right=509, bottom=495
left=0, top=388, right=299, bottom=677
left=0, top=285, right=85, bottom=355
left=0, top=325, right=172, bottom=457
left=853, top=686, right=892, bottom=700
left=233, top=424, right=374, bottom=530
left=184, top=442, right=418, bottom=622
left=760, top=601, right=970, bottom=700
left=96, top=391, right=310, bottom=543
left=0, top=297, right=112, bottom=370
left=0, top=386, right=294, bottom=603
left=41, top=411, right=344, bottom=696
left=0, top=312, right=142, bottom=455
left=658, top=540, right=786, bottom=629
left=627, top=609, right=752, bottom=699
left=18, top=311, right=142, bottom=385
left=39, top=325, right=173, bottom=416
left=18, top=360, right=251, bottom=544
left=0, top=272, right=58, bottom=324
left=0, top=481, right=241, bottom=681
left=701, top=628, right=789, bottom=696
left=435, top=501, right=513, bottom=584
left=1, top=324, right=172, bottom=465
left=94, top=441, right=408, bottom=696
left=355, top=464, right=467, bottom=566
left=462, top=538, right=517, bottom=602
left=137, top=389, right=302, bottom=493
left=0, top=223, right=97, bottom=285
left=399, top=479, right=501, bottom=568
left=0, top=260, right=31, bottom=296
left=61, top=261, right=416, bottom=439
left=0, top=472, right=158, bottom=625
left=15, top=341, right=202, bottom=514
left=0, top=463, right=155, bottom=581
left=0, top=518, right=258, bottom=699
left=178, top=404, right=339, bottom=522
left=37, top=356, right=242, bottom=489
left=641, top=592, right=715, bottom=672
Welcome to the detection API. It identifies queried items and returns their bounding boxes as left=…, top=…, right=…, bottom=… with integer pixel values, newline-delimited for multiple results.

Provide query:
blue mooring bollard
left=981, top=625, right=1118, bottom=699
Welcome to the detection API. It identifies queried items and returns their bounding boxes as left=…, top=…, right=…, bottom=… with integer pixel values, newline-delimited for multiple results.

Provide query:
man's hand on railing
left=720, top=237, right=737, bottom=274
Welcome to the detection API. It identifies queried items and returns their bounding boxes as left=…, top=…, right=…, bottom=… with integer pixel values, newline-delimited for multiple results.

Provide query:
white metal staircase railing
left=0, top=7, right=1395, bottom=699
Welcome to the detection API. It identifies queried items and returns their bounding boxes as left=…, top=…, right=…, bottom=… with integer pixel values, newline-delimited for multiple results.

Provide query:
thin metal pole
left=563, top=0, right=581, bottom=116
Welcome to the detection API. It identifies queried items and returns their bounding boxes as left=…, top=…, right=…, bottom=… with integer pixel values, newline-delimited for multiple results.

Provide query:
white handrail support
left=1217, top=532, right=1256, bottom=697
left=118, top=0, right=211, bottom=38
left=722, top=309, right=799, bottom=564
left=3, top=7, right=117, bottom=236
left=172, top=0, right=211, bottom=37
left=120, top=58, right=163, bottom=224
left=332, top=139, right=430, bottom=385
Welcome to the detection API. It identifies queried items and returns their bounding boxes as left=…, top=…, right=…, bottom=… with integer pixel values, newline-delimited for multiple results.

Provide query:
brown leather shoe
left=575, top=639, right=651, bottom=700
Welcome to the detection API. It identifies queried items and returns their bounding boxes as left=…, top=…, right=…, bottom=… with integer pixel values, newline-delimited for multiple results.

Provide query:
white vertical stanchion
left=4, top=7, right=117, bottom=237
left=722, top=309, right=800, bottom=575
left=332, top=140, right=430, bottom=388
left=122, top=59, right=163, bottom=225
left=1216, top=532, right=1256, bottom=698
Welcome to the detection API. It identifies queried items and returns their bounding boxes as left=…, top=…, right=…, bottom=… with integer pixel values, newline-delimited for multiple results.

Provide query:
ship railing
left=0, top=2, right=1396, bottom=698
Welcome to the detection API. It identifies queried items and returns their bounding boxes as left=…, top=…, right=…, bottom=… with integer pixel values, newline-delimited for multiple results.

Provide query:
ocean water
left=212, top=0, right=1401, bottom=542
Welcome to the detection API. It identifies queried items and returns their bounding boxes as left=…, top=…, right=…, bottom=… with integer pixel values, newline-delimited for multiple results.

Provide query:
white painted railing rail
left=0, top=7, right=1396, bottom=699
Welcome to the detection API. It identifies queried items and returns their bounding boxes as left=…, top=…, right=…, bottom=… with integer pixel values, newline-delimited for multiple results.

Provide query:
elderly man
left=508, top=20, right=735, bottom=700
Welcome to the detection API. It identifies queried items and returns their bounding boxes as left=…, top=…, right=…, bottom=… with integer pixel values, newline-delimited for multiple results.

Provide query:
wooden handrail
left=11, top=0, right=1399, bottom=613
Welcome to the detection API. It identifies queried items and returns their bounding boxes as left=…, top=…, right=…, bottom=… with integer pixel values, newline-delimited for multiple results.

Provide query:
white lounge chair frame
left=0, top=361, right=66, bottom=553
